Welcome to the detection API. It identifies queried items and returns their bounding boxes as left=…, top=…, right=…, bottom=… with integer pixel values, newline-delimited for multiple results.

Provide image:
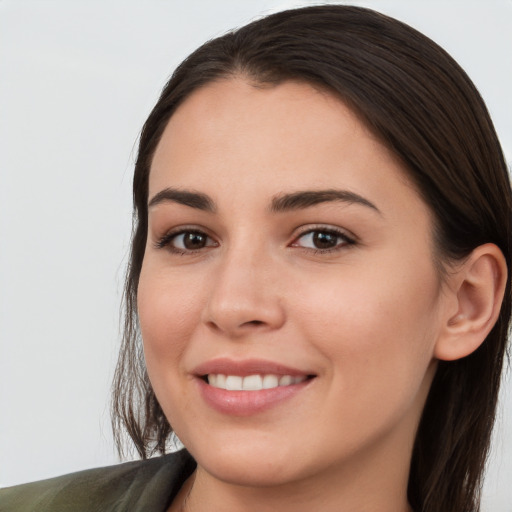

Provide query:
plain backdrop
left=1, top=1, right=511, bottom=510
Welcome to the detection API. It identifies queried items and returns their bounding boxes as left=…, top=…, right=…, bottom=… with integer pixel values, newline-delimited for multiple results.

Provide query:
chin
left=182, top=430, right=313, bottom=487
left=196, top=452, right=305, bottom=487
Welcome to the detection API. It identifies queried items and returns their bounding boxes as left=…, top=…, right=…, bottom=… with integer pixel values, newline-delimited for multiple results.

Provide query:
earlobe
left=434, top=243, right=508, bottom=361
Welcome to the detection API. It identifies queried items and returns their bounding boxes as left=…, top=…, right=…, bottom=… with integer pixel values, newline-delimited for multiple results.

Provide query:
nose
left=202, top=244, right=286, bottom=338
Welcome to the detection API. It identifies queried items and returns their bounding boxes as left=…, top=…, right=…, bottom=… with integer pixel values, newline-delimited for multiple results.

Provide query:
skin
left=137, top=78, right=462, bottom=512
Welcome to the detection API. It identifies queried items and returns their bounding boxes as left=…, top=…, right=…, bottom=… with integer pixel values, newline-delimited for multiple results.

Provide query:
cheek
left=137, top=263, right=205, bottom=372
left=292, top=252, right=441, bottom=395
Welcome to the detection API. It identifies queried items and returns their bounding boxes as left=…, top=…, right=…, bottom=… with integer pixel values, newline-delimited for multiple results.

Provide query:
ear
left=435, top=243, right=508, bottom=361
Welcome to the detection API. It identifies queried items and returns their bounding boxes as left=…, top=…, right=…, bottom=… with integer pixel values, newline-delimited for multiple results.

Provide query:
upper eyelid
left=153, top=226, right=217, bottom=250
left=153, top=223, right=357, bottom=249
left=156, top=224, right=215, bottom=239
left=292, top=224, right=357, bottom=241
left=157, top=224, right=353, bottom=238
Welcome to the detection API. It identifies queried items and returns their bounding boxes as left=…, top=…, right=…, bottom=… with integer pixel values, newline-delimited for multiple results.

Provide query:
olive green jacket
left=0, top=449, right=196, bottom=512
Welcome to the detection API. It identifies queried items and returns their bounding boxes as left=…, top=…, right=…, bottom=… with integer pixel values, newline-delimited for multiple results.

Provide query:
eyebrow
left=270, top=189, right=381, bottom=214
left=148, top=187, right=380, bottom=215
left=148, top=188, right=216, bottom=212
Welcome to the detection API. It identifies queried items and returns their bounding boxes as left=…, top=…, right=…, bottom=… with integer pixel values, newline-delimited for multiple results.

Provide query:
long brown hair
left=111, top=6, right=511, bottom=511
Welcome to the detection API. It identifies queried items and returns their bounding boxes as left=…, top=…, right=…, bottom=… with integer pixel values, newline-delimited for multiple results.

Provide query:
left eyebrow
left=270, top=189, right=381, bottom=215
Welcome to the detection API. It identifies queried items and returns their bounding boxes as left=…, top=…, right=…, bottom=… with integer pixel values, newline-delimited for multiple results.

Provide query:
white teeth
left=225, top=375, right=243, bottom=391
left=207, top=373, right=307, bottom=391
left=242, top=374, right=263, bottom=390
left=216, top=374, right=227, bottom=388
left=279, top=375, right=293, bottom=386
left=262, top=374, right=279, bottom=389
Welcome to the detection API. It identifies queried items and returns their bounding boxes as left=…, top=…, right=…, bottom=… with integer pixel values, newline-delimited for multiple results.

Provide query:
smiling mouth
left=196, top=361, right=316, bottom=415
left=202, top=374, right=315, bottom=391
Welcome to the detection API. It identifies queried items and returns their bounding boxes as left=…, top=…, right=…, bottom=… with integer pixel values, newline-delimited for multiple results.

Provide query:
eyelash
left=154, top=228, right=216, bottom=255
left=291, top=226, right=356, bottom=253
left=154, top=226, right=356, bottom=256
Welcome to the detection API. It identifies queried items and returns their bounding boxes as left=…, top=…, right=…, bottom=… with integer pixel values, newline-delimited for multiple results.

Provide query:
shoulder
left=0, top=449, right=196, bottom=512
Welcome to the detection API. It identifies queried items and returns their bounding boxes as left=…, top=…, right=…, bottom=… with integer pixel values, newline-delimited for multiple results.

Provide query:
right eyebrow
left=148, top=187, right=216, bottom=212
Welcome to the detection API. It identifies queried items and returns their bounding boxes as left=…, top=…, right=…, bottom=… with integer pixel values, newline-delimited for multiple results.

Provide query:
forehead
left=149, top=78, right=420, bottom=217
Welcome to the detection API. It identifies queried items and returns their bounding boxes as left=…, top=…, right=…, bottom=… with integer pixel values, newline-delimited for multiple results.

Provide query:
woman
left=1, top=5, right=510, bottom=512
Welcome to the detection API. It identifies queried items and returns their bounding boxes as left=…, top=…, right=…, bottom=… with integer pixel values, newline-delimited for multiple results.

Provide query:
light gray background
left=1, top=1, right=511, bottom=510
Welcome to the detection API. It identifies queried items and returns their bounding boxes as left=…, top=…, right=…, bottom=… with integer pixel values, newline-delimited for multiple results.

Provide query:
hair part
left=111, top=6, right=511, bottom=511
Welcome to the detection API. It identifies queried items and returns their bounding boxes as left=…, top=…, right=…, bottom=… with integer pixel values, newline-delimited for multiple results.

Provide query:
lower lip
left=197, top=378, right=312, bottom=416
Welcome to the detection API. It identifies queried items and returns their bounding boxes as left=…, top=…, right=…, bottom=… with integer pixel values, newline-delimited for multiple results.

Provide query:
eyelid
left=289, top=224, right=357, bottom=251
left=153, top=223, right=357, bottom=255
left=292, top=224, right=357, bottom=240
left=153, top=225, right=218, bottom=252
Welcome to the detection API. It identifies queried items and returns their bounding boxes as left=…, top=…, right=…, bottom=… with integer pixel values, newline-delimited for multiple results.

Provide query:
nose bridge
left=203, top=234, right=285, bottom=336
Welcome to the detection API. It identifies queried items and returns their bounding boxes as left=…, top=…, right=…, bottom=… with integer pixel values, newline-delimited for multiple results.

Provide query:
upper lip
left=193, top=358, right=314, bottom=378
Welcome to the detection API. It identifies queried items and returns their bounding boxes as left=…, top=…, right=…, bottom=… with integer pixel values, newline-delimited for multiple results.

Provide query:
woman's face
left=138, top=79, right=448, bottom=488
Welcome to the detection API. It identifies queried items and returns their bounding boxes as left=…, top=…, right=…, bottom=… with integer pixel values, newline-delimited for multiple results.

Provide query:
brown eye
left=156, top=229, right=218, bottom=253
left=180, top=232, right=208, bottom=250
left=292, top=228, right=354, bottom=252
left=311, top=231, right=338, bottom=249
